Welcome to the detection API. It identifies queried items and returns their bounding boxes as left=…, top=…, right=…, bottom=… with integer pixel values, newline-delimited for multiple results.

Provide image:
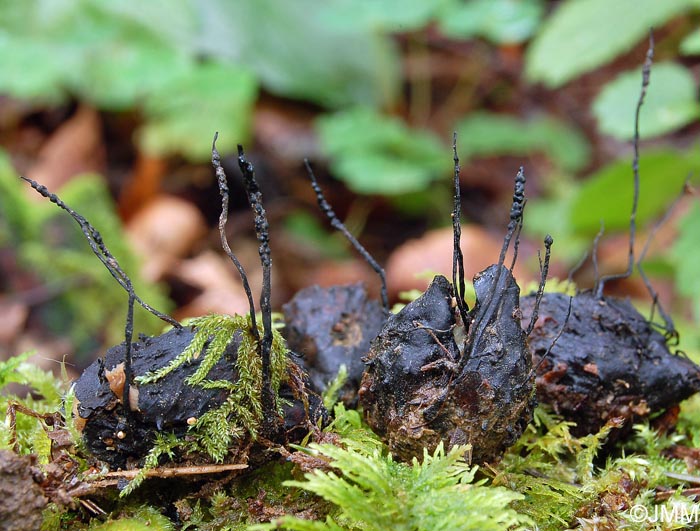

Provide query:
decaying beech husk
left=521, top=291, right=700, bottom=436
left=283, top=283, right=388, bottom=405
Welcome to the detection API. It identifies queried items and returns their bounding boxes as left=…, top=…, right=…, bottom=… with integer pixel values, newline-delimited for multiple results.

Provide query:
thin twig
left=304, top=159, right=389, bottom=311
left=533, top=295, right=573, bottom=374
left=636, top=181, right=691, bottom=342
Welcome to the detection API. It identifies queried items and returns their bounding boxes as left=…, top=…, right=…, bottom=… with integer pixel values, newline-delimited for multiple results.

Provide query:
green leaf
left=316, top=108, right=448, bottom=195
left=456, top=112, right=590, bottom=172
left=569, top=148, right=699, bottom=235
left=592, top=62, right=700, bottom=140
left=525, top=0, right=693, bottom=88
left=138, top=62, right=258, bottom=161
left=195, top=0, right=400, bottom=108
left=680, top=28, right=700, bottom=55
left=438, top=0, right=545, bottom=44
left=672, top=202, right=700, bottom=321
left=317, top=0, right=446, bottom=32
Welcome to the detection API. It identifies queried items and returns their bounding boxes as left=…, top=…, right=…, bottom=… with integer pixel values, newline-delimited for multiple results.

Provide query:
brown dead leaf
left=385, top=225, right=526, bottom=298
left=26, top=106, right=104, bottom=193
left=125, top=195, right=207, bottom=282
left=0, top=297, right=28, bottom=348
left=171, top=250, right=260, bottom=319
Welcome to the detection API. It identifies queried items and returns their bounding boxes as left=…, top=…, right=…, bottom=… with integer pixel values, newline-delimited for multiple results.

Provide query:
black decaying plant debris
left=520, top=33, right=700, bottom=435
left=29, top=137, right=326, bottom=471
left=283, top=283, right=388, bottom=404
left=359, top=153, right=552, bottom=463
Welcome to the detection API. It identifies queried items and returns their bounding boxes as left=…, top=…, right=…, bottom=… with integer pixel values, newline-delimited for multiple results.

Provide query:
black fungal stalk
left=636, top=181, right=689, bottom=342
left=236, top=145, right=276, bottom=424
left=211, top=134, right=260, bottom=345
left=451, top=133, right=469, bottom=327
left=595, top=31, right=654, bottom=298
left=304, top=159, right=389, bottom=312
left=20, top=176, right=181, bottom=418
left=458, top=166, right=527, bottom=371
left=526, top=234, right=554, bottom=337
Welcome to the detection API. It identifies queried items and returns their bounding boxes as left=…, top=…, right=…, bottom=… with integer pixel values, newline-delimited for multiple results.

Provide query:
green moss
left=123, top=314, right=291, bottom=495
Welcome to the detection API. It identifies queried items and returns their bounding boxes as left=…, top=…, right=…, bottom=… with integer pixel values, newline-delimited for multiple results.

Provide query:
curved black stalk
left=211, top=133, right=260, bottom=345
left=20, top=176, right=181, bottom=421
left=236, top=145, right=275, bottom=418
left=304, top=159, right=389, bottom=312
left=122, top=292, right=135, bottom=419
left=591, top=221, right=605, bottom=296
left=20, top=176, right=181, bottom=330
left=533, top=295, right=573, bottom=374
left=451, top=133, right=469, bottom=328
left=636, top=181, right=689, bottom=342
left=596, top=32, right=654, bottom=298
left=526, top=235, right=554, bottom=336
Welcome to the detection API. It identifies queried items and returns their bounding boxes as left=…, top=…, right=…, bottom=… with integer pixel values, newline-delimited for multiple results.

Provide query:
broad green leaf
left=317, top=0, right=445, bottom=32
left=316, top=108, right=448, bottom=195
left=526, top=0, right=692, bottom=88
left=76, top=41, right=191, bottom=110
left=672, top=202, right=700, bottom=321
left=680, top=28, right=700, bottom=55
left=138, top=62, right=257, bottom=161
left=0, top=36, right=76, bottom=103
left=569, top=149, right=700, bottom=235
left=592, top=62, right=700, bottom=140
left=194, top=0, right=400, bottom=108
left=438, top=0, right=545, bottom=44
left=456, top=112, right=590, bottom=172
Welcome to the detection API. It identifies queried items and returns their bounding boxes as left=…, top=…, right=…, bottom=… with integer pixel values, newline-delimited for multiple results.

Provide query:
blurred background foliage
left=0, top=0, right=699, bottom=366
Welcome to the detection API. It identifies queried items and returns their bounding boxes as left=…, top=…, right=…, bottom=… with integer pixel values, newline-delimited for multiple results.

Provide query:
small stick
left=304, top=160, right=389, bottom=311
left=596, top=31, right=654, bottom=298
left=236, top=145, right=275, bottom=418
left=526, top=235, right=554, bottom=336
left=451, top=133, right=470, bottom=326
left=211, top=133, right=260, bottom=345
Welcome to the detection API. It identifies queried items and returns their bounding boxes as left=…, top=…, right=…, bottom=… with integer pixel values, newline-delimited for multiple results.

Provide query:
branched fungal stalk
left=304, top=159, right=389, bottom=312
left=236, top=144, right=277, bottom=427
left=526, top=235, right=554, bottom=336
left=636, top=181, right=688, bottom=342
left=20, top=176, right=180, bottom=418
left=595, top=31, right=654, bottom=298
left=451, top=133, right=469, bottom=327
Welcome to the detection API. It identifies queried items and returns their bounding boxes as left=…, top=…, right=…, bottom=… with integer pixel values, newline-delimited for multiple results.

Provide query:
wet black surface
left=74, top=326, right=325, bottom=469
left=521, top=291, right=700, bottom=435
left=283, top=283, right=388, bottom=405
left=360, top=264, right=534, bottom=463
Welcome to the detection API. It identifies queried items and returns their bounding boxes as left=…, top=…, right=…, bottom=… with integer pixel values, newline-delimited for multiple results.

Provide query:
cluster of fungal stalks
left=20, top=32, right=700, bottom=492
left=24, top=135, right=325, bottom=473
